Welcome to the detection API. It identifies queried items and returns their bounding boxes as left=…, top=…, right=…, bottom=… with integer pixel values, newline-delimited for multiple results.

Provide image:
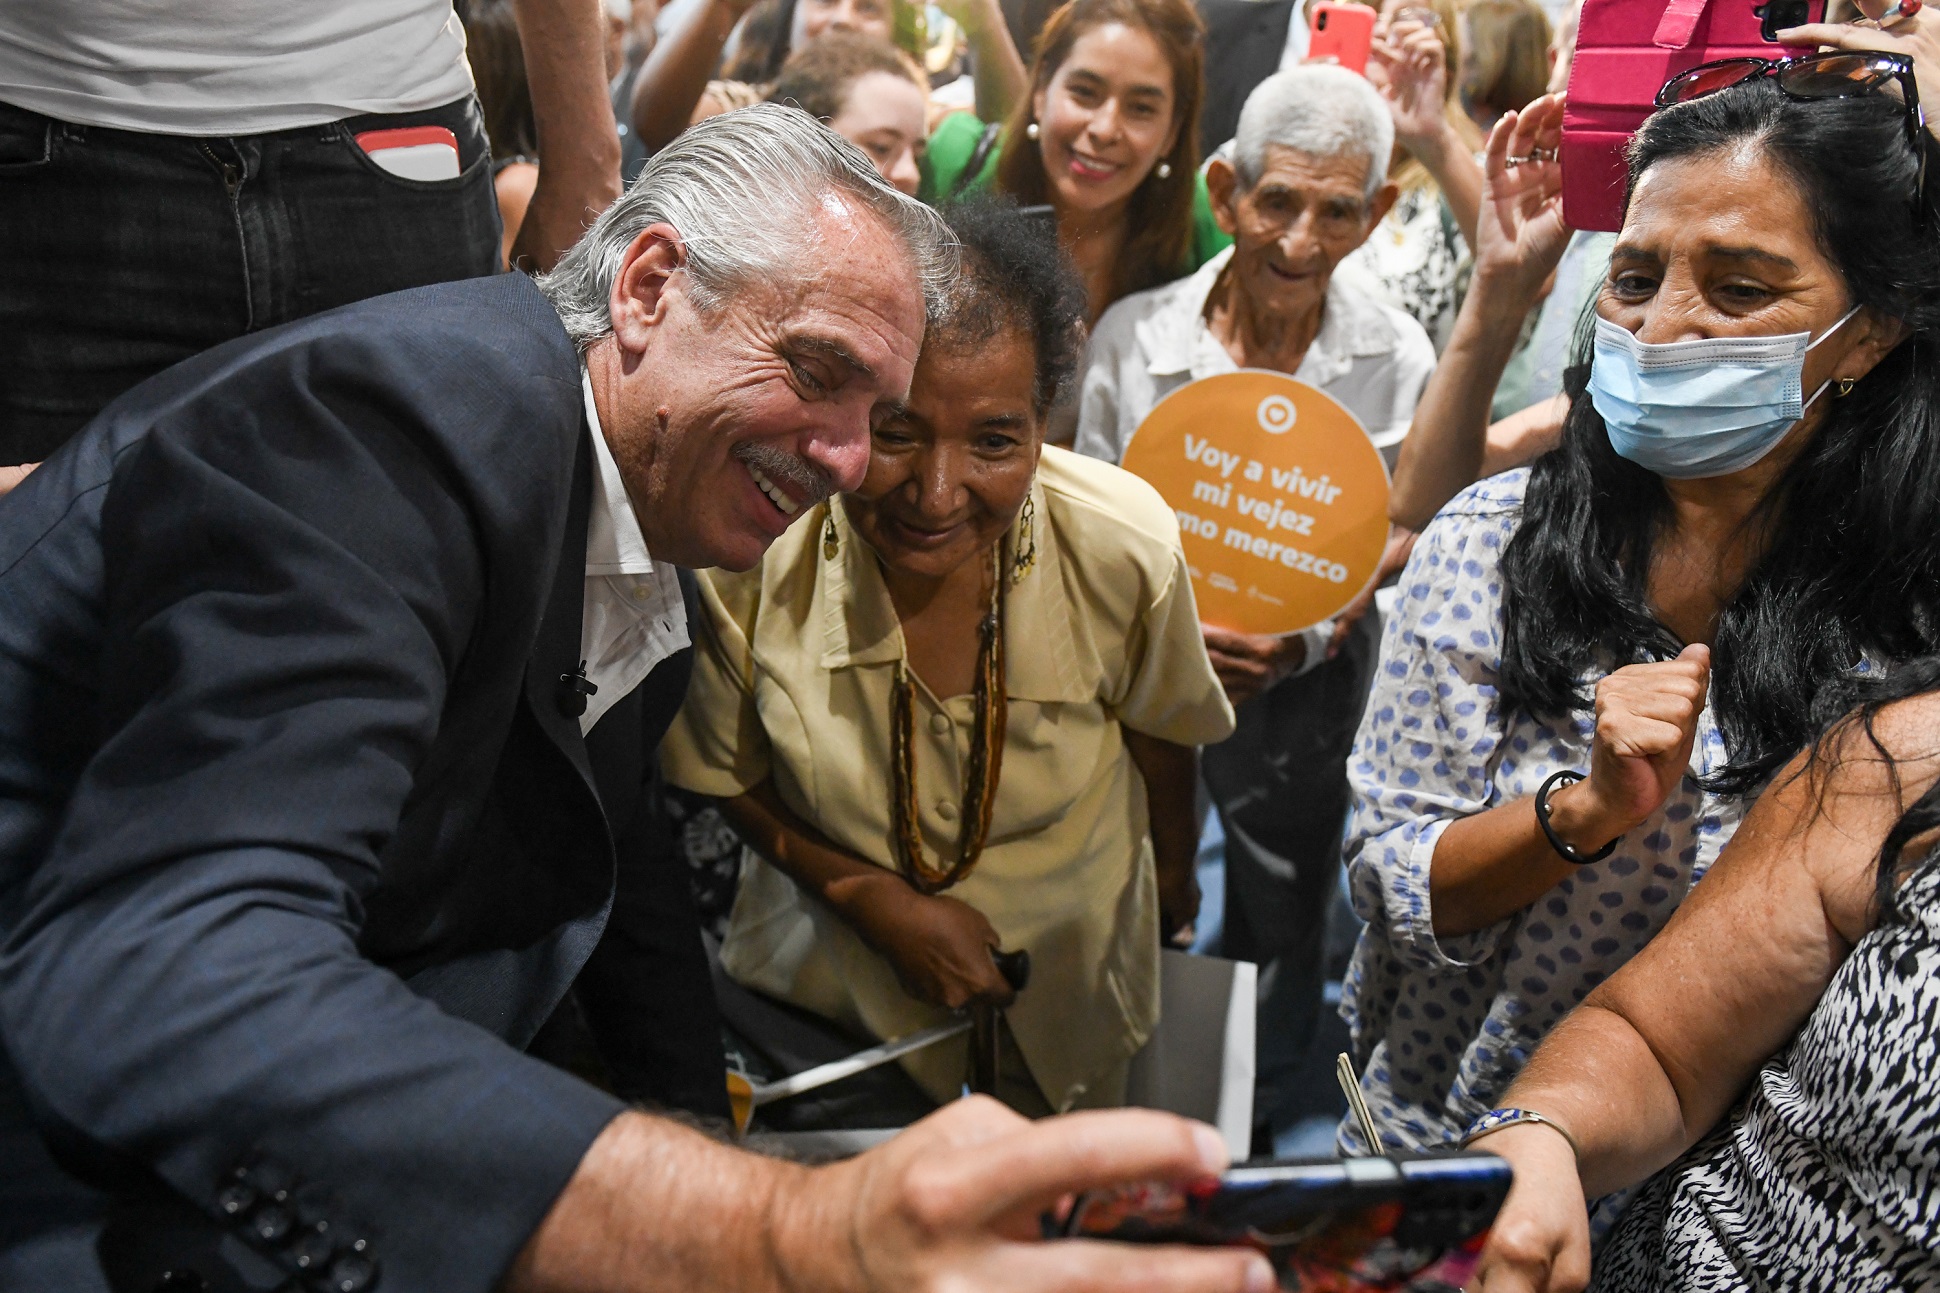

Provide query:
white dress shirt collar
left=584, top=373, right=656, bottom=576
left=578, top=369, right=689, bottom=733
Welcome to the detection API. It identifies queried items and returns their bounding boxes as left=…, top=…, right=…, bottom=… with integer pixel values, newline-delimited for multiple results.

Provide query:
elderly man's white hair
left=537, top=103, right=955, bottom=346
left=1233, top=65, right=1395, bottom=202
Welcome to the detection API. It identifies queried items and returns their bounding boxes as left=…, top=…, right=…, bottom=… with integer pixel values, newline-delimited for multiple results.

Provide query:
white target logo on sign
left=1256, top=393, right=1298, bottom=434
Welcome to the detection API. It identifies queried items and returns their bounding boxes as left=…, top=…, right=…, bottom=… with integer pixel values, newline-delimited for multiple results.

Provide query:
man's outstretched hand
left=509, top=1100, right=1277, bottom=1293
left=783, top=1100, right=1275, bottom=1293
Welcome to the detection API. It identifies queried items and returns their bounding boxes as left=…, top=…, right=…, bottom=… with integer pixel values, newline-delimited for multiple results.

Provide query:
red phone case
left=1561, top=0, right=1825, bottom=231
left=352, top=125, right=461, bottom=156
left=1310, top=2, right=1378, bottom=75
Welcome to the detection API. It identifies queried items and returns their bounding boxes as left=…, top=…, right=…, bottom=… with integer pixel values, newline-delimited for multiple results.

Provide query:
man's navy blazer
left=0, top=274, right=716, bottom=1292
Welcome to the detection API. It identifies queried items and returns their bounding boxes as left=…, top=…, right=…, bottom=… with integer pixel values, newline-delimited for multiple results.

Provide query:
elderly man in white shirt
left=1075, top=62, right=1434, bottom=1153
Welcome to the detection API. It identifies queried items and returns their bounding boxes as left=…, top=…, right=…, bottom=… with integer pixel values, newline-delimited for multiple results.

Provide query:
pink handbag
left=1561, top=0, right=1825, bottom=230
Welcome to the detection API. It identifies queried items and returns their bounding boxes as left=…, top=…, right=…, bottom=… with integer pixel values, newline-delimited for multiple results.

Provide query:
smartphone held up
left=1309, top=2, right=1379, bottom=74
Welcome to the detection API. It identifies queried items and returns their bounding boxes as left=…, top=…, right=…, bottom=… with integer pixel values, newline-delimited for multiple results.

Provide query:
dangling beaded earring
left=822, top=508, right=839, bottom=560
left=1011, top=490, right=1037, bottom=585
left=1025, top=121, right=1040, bottom=140
left=1155, top=161, right=1173, bottom=179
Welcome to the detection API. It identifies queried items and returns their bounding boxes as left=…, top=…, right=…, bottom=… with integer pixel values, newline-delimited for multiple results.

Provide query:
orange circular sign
left=1121, top=370, right=1391, bottom=634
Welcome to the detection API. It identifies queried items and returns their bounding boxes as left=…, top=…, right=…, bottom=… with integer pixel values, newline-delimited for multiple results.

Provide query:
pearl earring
left=1155, top=161, right=1172, bottom=179
left=1025, top=121, right=1040, bottom=140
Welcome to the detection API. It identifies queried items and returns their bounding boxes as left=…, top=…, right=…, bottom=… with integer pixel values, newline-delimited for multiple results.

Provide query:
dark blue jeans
left=0, top=96, right=502, bottom=465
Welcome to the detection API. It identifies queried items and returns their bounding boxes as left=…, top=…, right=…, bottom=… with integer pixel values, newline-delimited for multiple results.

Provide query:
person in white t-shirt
left=1075, top=63, right=1433, bottom=1155
left=0, top=0, right=621, bottom=465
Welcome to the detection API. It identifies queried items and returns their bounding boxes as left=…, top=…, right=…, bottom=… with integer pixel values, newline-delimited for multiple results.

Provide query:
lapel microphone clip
left=557, top=660, right=598, bottom=718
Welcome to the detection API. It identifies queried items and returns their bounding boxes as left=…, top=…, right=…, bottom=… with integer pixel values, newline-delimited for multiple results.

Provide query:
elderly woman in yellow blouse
left=661, top=201, right=1234, bottom=1116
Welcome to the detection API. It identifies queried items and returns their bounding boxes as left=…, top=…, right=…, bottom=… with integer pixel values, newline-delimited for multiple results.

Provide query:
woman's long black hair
left=1817, top=655, right=1940, bottom=921
left=1497, top=77, right=1940, bottom=797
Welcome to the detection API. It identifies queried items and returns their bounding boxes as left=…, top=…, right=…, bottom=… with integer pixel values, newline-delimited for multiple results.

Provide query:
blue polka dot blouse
left=1337, top=470, right=1743, bottom=1154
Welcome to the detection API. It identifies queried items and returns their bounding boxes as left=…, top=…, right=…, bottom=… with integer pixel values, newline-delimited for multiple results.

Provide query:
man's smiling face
left=588, top=200, right=925, bottom=572
left=1208, top=145, right=1393, bottom=324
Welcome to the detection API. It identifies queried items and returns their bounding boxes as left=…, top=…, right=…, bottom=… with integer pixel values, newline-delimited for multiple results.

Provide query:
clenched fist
left=1548, top=644, right=1711, bottom=853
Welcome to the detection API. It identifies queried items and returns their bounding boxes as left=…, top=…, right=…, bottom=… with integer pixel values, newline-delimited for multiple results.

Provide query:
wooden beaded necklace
left=887, top=544, right=1008, bottom=895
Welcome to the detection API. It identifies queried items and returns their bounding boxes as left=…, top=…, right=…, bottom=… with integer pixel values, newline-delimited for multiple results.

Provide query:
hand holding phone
left=1310, top=2, right=1379, bottom=74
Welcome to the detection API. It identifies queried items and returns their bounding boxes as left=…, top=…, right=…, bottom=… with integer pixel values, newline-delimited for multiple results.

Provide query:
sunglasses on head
left=1656, top=50, right=1928, bottom=207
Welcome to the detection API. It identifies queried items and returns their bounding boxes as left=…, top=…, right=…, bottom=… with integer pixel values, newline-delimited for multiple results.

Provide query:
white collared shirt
left=1073, top=246, right=1436, bottom=472
left=578, top=370, right=689, bottom=734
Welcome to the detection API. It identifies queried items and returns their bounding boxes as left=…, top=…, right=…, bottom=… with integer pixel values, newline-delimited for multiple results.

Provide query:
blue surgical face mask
left=1588, top=306, right=1861, bottom=479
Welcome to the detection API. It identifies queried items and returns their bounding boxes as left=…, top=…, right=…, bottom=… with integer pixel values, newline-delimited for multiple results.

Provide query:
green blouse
left=919, top=111, right=1232, bottom=274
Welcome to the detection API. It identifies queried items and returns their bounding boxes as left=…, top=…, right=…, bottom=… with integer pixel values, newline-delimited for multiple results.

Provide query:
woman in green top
left=922, top=0, right=1229, bottom=323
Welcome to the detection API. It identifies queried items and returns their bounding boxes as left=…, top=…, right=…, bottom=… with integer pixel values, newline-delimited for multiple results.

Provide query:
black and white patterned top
left=1592, top=858, right=1940, bottom=1291
left=1338, top=186, right=1469, bottom=353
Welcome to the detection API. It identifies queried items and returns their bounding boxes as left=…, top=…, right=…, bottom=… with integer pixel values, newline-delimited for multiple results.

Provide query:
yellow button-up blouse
left=660, top=447, right=1235, bottom=1110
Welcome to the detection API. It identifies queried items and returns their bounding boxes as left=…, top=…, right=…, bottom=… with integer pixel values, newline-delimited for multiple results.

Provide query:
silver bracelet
left=1461, top=1107, right=1581, bottom=1158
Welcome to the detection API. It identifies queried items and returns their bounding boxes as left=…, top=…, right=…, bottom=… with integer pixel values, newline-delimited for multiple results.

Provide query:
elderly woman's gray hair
left=536, top=103, right=955, bottom=345
left=1233, top=65, right=1395, bottom=201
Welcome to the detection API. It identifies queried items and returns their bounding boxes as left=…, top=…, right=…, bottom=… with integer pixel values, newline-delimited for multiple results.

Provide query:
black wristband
left=1533, top=769, right=1619, bottom=865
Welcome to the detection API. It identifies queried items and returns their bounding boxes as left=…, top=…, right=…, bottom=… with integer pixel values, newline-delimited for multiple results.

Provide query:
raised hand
left=1475, top=93, right=1570, bottom=299
left=1367, top=14, right=1454, bottom=154
left=1361, top=9, right=1486, bottom=245
left=1551, top=644, right=1711, bottom=854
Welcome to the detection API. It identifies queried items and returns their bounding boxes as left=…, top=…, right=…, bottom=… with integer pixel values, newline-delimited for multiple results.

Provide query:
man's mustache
left=733, top=441, right=836, bottom=509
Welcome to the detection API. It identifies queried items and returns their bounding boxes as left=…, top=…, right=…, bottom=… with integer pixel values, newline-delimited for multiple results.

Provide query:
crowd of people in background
left=4, top=0, right=1940, bottom=1288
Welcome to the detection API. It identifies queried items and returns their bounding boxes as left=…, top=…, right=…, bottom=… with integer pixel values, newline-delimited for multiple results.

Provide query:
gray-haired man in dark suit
left=0, top=106, right=1271, bottom=1293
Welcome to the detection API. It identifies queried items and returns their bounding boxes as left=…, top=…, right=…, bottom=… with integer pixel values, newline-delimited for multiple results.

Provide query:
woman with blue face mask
left=1335, top=54, right=1940, bottom=1189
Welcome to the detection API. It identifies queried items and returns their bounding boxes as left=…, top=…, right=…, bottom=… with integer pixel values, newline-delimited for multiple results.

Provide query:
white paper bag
left=1125, top=950, right=1257, bottom=1159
